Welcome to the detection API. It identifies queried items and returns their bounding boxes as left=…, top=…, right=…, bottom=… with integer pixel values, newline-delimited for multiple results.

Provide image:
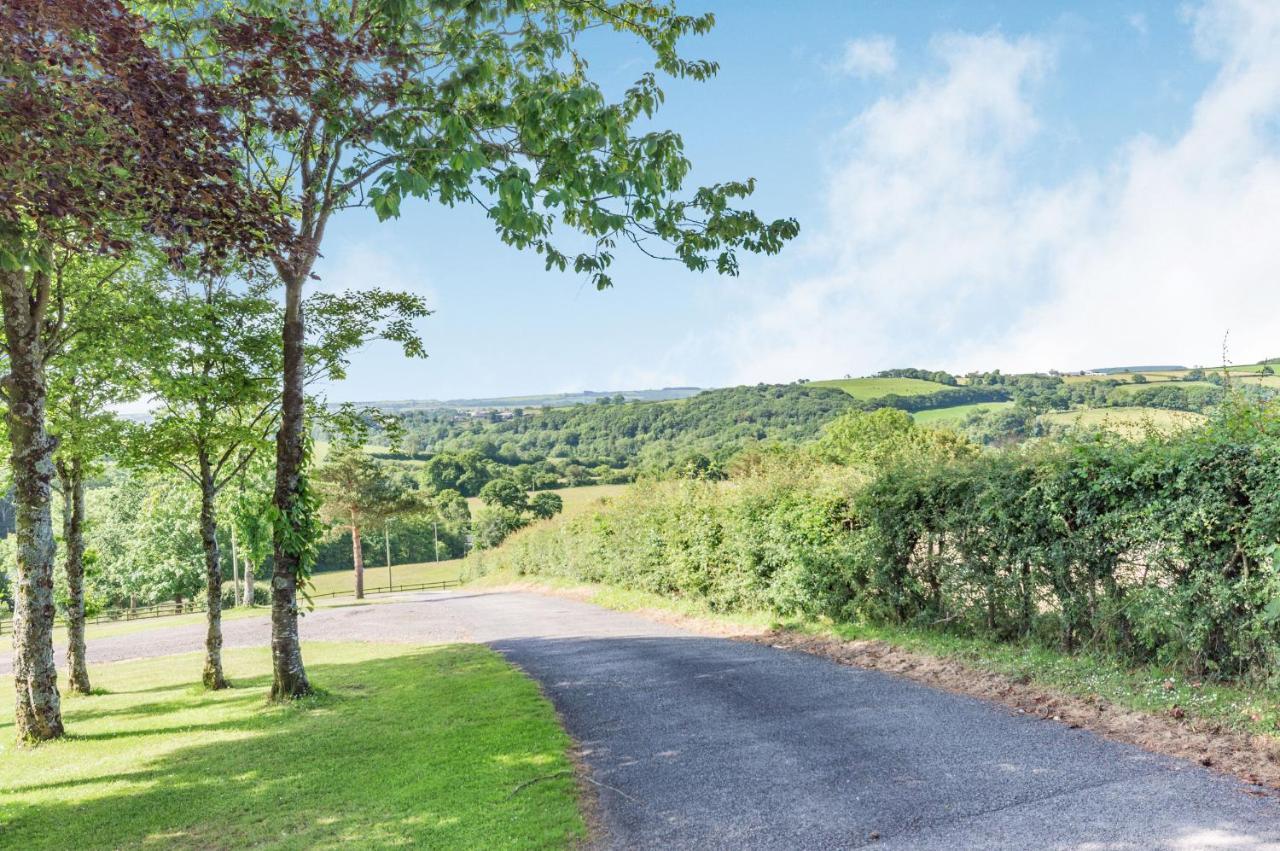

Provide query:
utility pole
left=433, top=520, right=439, bottom=562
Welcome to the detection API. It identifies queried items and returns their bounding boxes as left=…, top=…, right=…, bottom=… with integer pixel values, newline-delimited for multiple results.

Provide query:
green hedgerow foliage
left=471, top=402, right=1280, bottom=680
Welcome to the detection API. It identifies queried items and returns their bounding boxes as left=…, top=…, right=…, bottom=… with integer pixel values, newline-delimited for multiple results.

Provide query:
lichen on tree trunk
left=1, top=263, right=64, bottom=741
left=270, top=271, right=311, bottom=700
left=199, top=455, right=228, bottom=690
left=56, top=458, right=90, bottom=695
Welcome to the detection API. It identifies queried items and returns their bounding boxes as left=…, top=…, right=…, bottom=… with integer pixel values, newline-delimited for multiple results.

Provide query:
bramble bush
left=469, top=403, right=1280, bottom=681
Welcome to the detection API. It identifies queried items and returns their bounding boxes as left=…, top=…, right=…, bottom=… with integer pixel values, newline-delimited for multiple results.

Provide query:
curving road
left=9, top=590, right=1280, bottom=849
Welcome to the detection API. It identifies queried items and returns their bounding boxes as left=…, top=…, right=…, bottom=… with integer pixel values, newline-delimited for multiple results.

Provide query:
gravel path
left=10, top=590, right=1280, bottom=849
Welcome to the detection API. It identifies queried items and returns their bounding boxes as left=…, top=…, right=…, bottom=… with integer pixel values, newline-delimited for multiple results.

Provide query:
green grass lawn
left=913, top=401, right=1015, bottom=425
left=0, top=642, right=584, bottom=850
left=308, top=559, right=466, bottom=597
left=810, top=376, right=947, bottom=399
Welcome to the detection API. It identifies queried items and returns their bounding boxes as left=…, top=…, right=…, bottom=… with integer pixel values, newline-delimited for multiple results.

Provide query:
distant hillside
left=354, top=386, right=702, bottom=413
left=355, top=357, right=1279, bottom=488
left=369, top=383, right=858, bottom=486
left=1090, top=364, right=1186, bottom=374
left=810, top=376, right=948, bottom=399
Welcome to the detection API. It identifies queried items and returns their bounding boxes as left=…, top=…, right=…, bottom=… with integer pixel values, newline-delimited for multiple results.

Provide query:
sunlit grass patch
left=0, top=642, right=584, bottom=850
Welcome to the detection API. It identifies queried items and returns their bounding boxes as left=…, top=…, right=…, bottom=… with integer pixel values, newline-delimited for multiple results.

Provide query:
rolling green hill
left=811, top=376, right=949, bottom=399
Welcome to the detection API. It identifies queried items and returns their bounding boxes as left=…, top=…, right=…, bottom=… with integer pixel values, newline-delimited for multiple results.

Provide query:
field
left=1230, top=373, right=1280, bottom=389
left=1107, top=379, right=1216, bottom=395
left=912, top=401, right=1015, bottom=425
left=810, top=376, right=948, bottom=399
left=308, top=559, right=465, bottom=597
left=465, top=482, right=630, bottom=516
left=0, top=643, right=584, bottom=849
left=1063, top=371, right=1188, bottom=385
left=1039, top=406, right=1205, bottom=435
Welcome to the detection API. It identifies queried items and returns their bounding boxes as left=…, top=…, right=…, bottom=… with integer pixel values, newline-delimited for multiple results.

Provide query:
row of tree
left=2, top=0, right=794, bottom=741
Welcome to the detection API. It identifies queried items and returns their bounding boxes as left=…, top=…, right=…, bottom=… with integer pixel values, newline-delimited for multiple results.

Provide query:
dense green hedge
left=470, top=405, right=1280, bottom=679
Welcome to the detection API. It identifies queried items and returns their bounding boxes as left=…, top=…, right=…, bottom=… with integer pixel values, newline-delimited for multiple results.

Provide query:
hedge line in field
left=470, top=404, right=1280, bottom=679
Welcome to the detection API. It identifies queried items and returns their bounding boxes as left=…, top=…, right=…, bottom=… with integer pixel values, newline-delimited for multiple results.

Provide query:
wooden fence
left=0, top=578, right=461, bottom=635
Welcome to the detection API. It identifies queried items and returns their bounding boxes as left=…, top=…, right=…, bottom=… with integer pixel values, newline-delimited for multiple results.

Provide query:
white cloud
left=312, top=241, right=437, bottom=304
left=839, top=35, right=898, bottom=78
left=1128, top=12, right=1149, bottom=36
left=723, top=1, right=1280, bottom=381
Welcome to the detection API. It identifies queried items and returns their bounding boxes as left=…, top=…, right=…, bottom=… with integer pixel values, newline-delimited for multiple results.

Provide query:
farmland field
left=811, top=376, right=949, bottom=399
left=912, top=401, right=1016, bottom=425
left=465, top=482, right=630, bottom=516
left=1108, top=379, right=1216, bottom=395
left=1039, top=406, right=1205, bottom=435
left=309, top=559, right=466, bottom=596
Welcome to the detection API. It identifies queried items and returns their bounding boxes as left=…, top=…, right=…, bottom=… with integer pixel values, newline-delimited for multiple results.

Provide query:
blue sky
left=318, top=1, right=1280, bottom=402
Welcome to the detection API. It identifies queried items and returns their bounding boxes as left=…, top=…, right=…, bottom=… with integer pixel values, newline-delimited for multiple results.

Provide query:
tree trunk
left=270, top=271, right=311, bottom=700
left=230, top=523, right=242, bottom=607
left=1, top=263, right=64, bottom=741
left=56, top=458, right=90, bottom=695
left=244, top=559, right=255, bottom=607
left=351, top=517, right=364, bottom=599
left=199, top=454, right=228, bottom=689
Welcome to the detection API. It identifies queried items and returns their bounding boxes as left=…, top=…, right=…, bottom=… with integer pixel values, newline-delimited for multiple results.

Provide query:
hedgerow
left=469, top=404, right=1280, bottom=680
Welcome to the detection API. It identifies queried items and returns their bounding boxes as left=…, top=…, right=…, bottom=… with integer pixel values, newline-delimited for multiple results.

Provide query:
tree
left=313, top=448, right=418, bottom=599
left=230, top=470, right=276, bottom=608
left=125, top=274, right=281, bottom=689
left=0, top=0, right=271, bottom=740
left=91, top=473, right=206, bottom=610
left=479, top=479, right=528, bottom=513
left=473, top=507, right=529, bottom=550
left=528, top=492, right=564, bottom=520
left=46, top=256, right=149, bottom=695
left=155, top=0, right=796, bottom=700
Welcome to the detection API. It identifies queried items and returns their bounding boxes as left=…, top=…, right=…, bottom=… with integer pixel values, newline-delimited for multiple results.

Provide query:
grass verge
left=0, top=642, right=585, bottom=850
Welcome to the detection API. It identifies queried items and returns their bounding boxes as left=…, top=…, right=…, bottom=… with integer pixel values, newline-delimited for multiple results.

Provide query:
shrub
left=469, top=402, right=1280, bottom=680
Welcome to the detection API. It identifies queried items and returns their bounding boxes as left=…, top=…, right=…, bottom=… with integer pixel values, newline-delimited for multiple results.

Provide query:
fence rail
left=309, top=579, right=461, bottom=599
left=0, top=578, right=462, bottom=635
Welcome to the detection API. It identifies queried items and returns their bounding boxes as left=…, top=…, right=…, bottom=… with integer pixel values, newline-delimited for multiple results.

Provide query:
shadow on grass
left=3, top=646, right=583, bottom=850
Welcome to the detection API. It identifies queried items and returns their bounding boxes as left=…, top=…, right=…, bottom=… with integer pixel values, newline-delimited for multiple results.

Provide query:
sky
left=317, top=0, right=1280, bottom=403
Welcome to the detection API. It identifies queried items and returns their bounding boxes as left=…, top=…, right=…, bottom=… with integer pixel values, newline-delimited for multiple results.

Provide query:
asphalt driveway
left=9, top=590, right=1280, bottom=849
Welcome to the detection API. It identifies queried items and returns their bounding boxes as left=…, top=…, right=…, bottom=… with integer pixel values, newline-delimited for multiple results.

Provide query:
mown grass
left=810, top=376, right=947, bottom=399
left=308, top=559, right=466, bottom=597
left=467, top=570, right=1280, bottom=741
left=0, top=642, right=584, bottom=850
